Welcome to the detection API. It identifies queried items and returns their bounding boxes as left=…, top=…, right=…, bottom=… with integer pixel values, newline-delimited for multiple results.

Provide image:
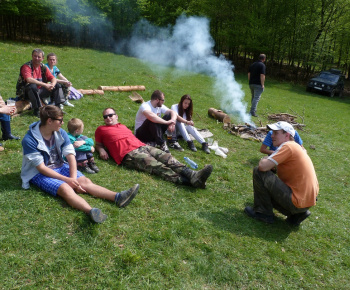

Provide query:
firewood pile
left=227, top=124, right=269, bottom=142
left=267, top=113, right=305, bottom=130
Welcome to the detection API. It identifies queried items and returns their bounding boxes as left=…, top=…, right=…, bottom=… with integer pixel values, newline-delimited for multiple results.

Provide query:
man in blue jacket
left=21, top=105, right=139, bottom=223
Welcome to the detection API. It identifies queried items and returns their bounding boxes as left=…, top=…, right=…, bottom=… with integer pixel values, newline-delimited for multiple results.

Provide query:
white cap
left=267, top=121, right=295, bottom=137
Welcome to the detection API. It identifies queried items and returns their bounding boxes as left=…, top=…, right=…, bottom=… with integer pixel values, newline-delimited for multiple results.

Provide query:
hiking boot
left=202, top=142, right=210, bottom=154
left=88, top=161, right=100, bottom=173
left=187, top=140, right=197, bottom=152
left=78, top=164, right=96, bottom=174
left=115, top=184, right=139, bottom=208
left=286, top=210, right=311, bottom=226
left=244, top=206, right=274, bottom=224
left=89, top=208, right=107, bottom=223
left=169, top=141, right=184, bottom=151
left=159, top=142, right=170, bottom=153
left=181, top=164, right=213, bottom=188
left=250, top=112, right=258, bottom=117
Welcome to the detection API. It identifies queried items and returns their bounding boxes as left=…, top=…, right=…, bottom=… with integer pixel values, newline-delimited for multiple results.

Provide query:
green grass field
left=0, top=41, right=349, bottom=288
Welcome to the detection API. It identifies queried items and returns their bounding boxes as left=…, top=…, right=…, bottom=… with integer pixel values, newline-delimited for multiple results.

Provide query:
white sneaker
left=64, top=100, right=74, bottom=107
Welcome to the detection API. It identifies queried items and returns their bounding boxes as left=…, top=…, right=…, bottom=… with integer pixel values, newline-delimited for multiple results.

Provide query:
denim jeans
left=249, top=84, right=264, bottom=114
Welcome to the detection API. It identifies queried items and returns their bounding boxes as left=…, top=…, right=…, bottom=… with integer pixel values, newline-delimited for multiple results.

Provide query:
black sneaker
left=115, top=184, right=139, bottom=208
left=187, top=140, right=197, bottom=152
left=159, top=142, right=170, bottom=153
left=88, top=161, right=100, bottom=173
left=244, top=206, right=274, bottom=224
left=202, top=142, right=210, bottom=154
left=286, top=210, right=311, bottom=226
left=78, top=165, right=95, bottom=174
left=169, top=141, right=184, bottom=151
left=89, top=208, right=107, bottom=223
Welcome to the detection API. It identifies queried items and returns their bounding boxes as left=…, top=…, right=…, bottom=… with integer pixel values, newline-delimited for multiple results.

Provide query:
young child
left=67, top=118, right=99, bottom=174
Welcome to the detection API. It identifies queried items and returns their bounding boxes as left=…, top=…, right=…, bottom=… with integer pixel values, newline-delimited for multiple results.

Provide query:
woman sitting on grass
left=170, top=94, right=210, bottom=153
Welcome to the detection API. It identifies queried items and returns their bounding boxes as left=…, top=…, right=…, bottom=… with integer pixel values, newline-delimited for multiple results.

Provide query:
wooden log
left=208, top=108, right=231, bottom=123
left=98, top=85, right=146, bottom=92
left=15, top=100, right=31, bottom=114
left=77, top=89, right=104, bottom=95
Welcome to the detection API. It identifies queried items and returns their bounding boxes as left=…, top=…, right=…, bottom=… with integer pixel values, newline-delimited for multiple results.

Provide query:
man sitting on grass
left=95, top=108, right=213, bottom=188
left=245, top=121, right=319, bottom=226
left=21, top=105, right=139, bottom=223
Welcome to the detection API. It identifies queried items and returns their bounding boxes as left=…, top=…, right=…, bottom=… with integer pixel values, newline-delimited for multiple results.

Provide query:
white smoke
left=129, top=15, right=251, bottom=123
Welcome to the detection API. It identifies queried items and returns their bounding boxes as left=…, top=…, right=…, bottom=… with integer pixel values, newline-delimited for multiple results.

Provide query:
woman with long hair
left=170, top=94, right=210, bottom=153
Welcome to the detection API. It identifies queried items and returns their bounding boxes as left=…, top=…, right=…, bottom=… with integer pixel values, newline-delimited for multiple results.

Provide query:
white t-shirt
left=134, top=100, right=169, bottom=132
left=171, top=103, right=187, bottom=120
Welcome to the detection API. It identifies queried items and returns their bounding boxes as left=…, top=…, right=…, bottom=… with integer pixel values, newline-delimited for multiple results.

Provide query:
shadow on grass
left=198, top=207, right=299, bottom=242
left=0, top=171, right=22, bottom=191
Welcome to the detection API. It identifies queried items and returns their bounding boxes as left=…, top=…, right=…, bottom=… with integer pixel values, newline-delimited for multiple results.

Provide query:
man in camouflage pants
left=95, top=108, right=213, bottom=188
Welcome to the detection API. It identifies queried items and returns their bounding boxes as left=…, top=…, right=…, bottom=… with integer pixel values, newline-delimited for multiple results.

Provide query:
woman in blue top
left=46, top=53, right=74, bottom=107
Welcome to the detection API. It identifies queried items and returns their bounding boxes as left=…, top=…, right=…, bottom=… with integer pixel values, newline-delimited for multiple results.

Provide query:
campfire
left=208, top=108, right=305, bottom=142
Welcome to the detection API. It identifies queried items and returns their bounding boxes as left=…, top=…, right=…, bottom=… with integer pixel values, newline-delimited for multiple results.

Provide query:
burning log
left=77, top=89, right=104, bottom=95
left=98, top=85, right=146, bottom=92
left=208, top=108, right=231, bottom=123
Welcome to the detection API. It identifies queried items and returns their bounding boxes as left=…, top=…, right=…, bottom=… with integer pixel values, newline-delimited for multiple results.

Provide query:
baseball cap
left=267, top=121, right=295, bottom=137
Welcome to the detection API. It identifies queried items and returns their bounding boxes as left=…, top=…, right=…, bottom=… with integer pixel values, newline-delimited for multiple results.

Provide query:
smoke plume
left=129, top=16, right=251, bottom=123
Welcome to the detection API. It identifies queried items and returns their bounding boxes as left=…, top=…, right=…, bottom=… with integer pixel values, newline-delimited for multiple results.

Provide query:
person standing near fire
left=248, top=54, right=266, bottom=117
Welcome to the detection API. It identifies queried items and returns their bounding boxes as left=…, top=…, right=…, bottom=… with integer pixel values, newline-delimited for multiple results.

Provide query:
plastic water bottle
left=184, top=157, right=198, bottom=169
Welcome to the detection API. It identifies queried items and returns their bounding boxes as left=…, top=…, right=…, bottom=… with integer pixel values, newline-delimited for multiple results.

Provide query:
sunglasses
left=103, top=113, right=116, bottom=119
left=52, top=118, right=64, bottom=124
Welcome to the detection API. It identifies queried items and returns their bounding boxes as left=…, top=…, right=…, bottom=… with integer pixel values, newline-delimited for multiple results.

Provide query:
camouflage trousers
left=253, top=167, right=309, bottom=216
left=122, top=146, right=186, bottom=184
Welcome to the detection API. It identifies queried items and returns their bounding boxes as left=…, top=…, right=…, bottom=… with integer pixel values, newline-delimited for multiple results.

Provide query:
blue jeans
left=249, top=84, right=264, bottom=114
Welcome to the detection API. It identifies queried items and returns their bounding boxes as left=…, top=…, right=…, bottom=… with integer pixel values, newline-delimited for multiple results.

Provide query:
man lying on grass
left=21, top=105, right=139, bottom=223
left=95, top=108, right=213, bottom=188
left=245, top=121, right=319, bottom=226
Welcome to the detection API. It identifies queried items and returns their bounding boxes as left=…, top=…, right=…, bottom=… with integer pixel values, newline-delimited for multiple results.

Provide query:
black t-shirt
left=249, top=61, right=266, bottom=85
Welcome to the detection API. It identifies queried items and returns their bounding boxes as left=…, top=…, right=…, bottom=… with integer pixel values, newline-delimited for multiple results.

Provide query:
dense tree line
left=1, top=0, right=350, bottom=79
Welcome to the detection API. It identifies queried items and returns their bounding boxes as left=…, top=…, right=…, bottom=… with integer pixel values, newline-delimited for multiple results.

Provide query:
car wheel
left=329, top=89, right=335, bottom=97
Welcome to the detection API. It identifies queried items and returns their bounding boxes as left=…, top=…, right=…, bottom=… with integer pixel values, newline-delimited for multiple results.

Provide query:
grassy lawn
left=0, top=41, right=349, bottom=288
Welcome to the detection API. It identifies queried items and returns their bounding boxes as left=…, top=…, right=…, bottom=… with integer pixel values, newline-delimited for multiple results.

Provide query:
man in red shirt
left=245, top=121, right=319, bottom=226
left=16, top=48, right=65, bottom=117
left=95, top=108, right=213, bottom=188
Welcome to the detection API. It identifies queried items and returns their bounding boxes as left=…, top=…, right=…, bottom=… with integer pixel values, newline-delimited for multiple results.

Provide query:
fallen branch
left=98, top=85, right=146, bottom=92
left=77, top=89, right=104, bottom=95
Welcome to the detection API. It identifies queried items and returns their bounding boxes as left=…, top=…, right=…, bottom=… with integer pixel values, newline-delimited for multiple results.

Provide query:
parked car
left=306, top=69, right=345, bottom=97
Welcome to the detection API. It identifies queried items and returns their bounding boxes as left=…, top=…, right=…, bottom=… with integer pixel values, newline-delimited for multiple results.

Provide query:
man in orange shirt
left=245, top=121, right=319, bottom=225
left=16, top=48, right=65, bottom=117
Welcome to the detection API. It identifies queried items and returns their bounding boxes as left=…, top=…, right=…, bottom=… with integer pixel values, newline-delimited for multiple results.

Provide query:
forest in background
left=1, top=0, right=350, bottom=81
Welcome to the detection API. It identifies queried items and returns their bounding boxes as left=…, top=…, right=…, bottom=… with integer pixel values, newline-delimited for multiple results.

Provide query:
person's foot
left=202, top=142, right=210, bottom=154
left=115, top=184, right=140, bottom=208
left=190, top=164, right=213, bottom=188
left=250, top=112, right=258, bottom=117
left=2, top=134, right=20, bottom=141
left=89, top=208, right=107, bottom=223
left=187, top=140, right=197, bottom=152
left=159, top=142, right=170, bottom=153
left=244, top=206, right=274, bottom=224
left=286, top=210, right=311, bottom=226
left=64, top=100, right=75, bottom=107
left=88, top=161, right=100, bottom=173
left=169, top=141, right=184, bottom=151
left=78, top=165, right=96, bottom=174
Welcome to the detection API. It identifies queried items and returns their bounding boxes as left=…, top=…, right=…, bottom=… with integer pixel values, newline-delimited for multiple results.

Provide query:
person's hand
left=65, top=177, right=86, bottom=193
left=91, top=146, right=95, bottom=153
left=167, top=123, right=175, bottom=132
left=99, top=148, right=109, bottom=160
left=73, top=140, right=85, bottom=148
left=44, top=83, right=55, bottom=91
left=186, top=120, right=194, bottom=126
left=1, top=105, right=16, bottom=116
left=64, top=80, right=72, bottom=87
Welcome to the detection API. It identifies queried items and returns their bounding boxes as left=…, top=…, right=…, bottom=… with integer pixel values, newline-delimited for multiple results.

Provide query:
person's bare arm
left=95, top=142, right=109, bottom=160
left=258, top=157, right=275, bottom=172
left=260, top=74, right=265, bottom=88
left=56, top=73, right=72, bottom=87
left=143, top=110, right=174, bottom=125
left=260, top=144, right=274, bottom=155
left=176, top=114, right=194, bottom=126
